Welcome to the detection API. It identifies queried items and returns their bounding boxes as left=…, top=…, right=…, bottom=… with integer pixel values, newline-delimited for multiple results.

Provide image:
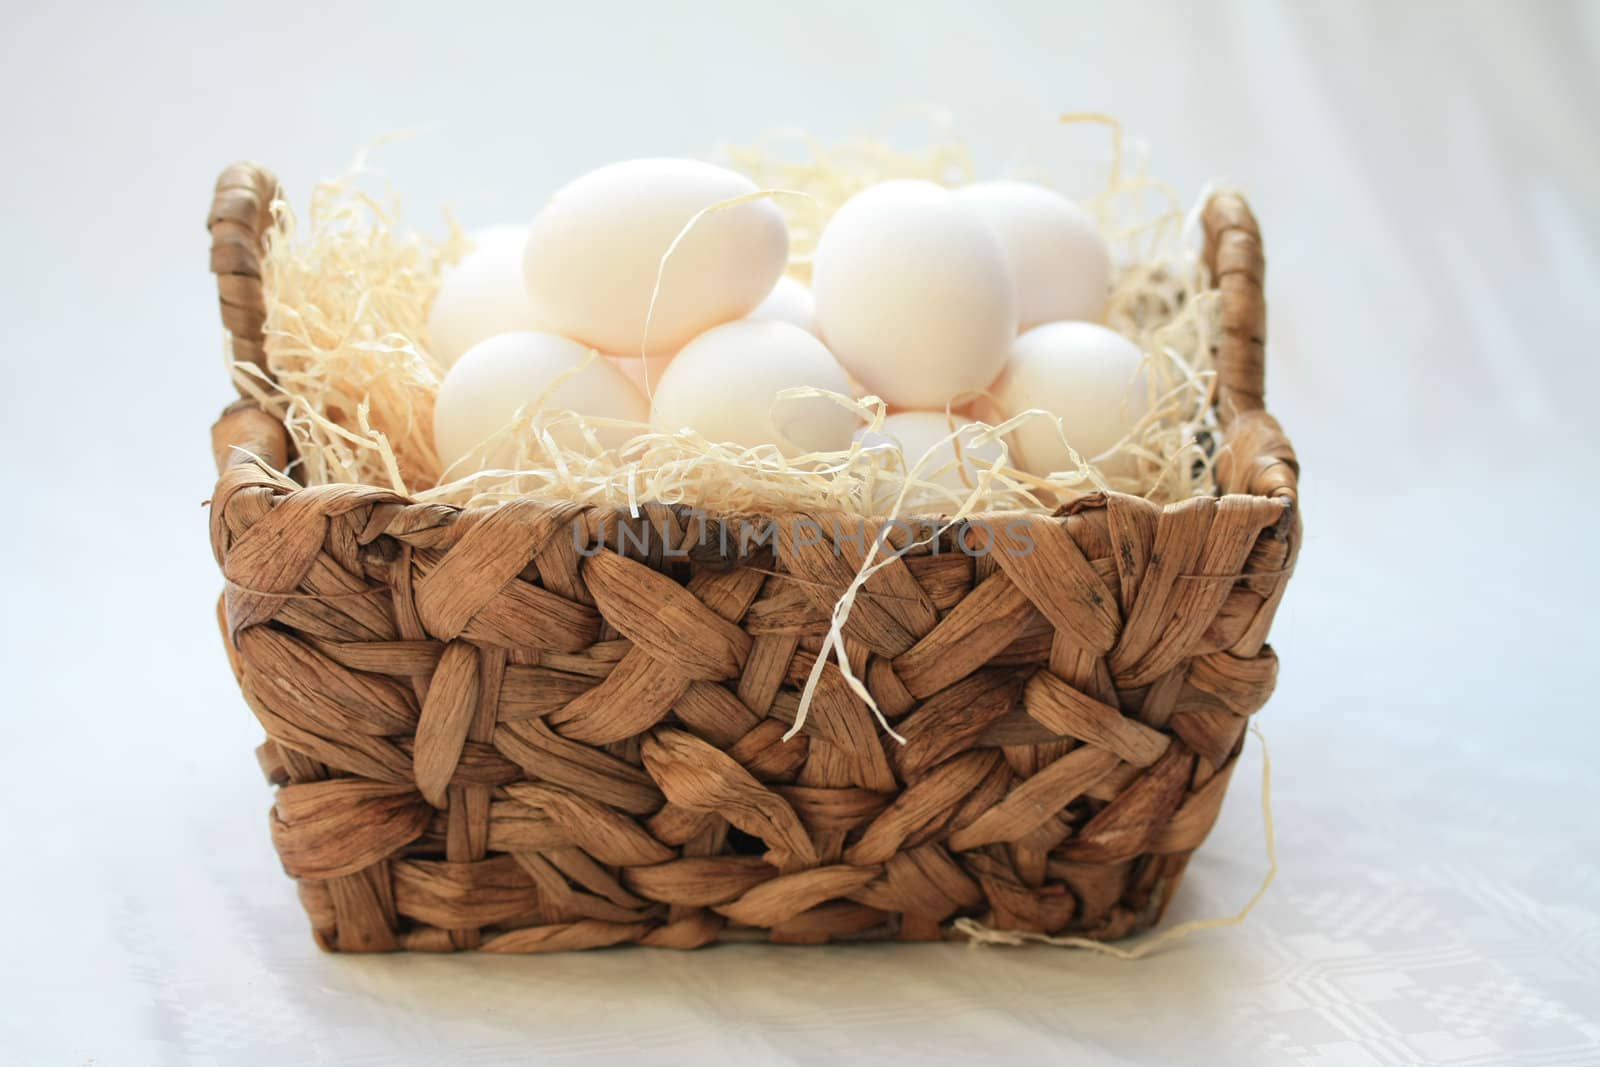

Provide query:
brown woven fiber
left=206, top=161, right=1300, bottom=952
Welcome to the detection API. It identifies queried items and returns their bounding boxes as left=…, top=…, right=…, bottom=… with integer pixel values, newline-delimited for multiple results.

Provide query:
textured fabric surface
left=3, top=1, right=1598, bottom=1063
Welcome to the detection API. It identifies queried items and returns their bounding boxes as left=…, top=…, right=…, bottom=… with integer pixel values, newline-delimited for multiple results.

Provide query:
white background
left=3, top=1, right=1598, bottom=1063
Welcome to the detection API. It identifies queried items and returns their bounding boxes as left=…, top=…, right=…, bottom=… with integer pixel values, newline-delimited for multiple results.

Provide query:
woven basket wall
left=206, top=162, right=1300, bottom=953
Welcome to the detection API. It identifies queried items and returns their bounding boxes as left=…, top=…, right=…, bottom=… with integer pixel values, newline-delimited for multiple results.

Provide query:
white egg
left=955, top=181, right=1112, bottom=330
left=992, top=322, right=1150, bottom=478
left=649, top=320, right=858, bottom=456
left=856, top=411, right=1006, bottom=494
left=426, top=225, right=544, bottom=368
left=813, top=180, right=1015, bottom=410
left=433, top=331, right=647, bottom=472
left=524, top=158, right=789, bottom=358
left=746, top=275, right=816, bottom=334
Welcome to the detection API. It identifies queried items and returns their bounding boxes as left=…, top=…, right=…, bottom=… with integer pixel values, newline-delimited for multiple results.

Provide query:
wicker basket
left=206, top=162, right=1300, bottom=953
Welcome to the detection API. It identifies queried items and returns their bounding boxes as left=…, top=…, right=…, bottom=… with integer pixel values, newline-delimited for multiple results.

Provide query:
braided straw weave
left=206, top=162, right=1299, bottom=952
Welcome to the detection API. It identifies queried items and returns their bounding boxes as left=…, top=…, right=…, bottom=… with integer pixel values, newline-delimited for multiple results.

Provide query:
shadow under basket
left=206, top=162, right=1301, bottom=953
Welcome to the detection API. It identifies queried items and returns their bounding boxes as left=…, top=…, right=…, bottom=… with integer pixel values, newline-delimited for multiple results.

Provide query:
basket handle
left=1200, top=192, right=1266, bottom=427
left=208, top=161, right=282, bottom=395
left=1199, top=192, right=1298, bottom=507
left=209, top=162, right=290, bottom=473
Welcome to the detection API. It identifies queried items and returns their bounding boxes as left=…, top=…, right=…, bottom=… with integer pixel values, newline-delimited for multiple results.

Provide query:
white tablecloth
left=3, top=2, right=1597, bottom=1063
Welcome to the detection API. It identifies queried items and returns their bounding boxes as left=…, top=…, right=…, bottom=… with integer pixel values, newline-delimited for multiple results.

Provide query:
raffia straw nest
left=230, top=116, right=1221, bottom=519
